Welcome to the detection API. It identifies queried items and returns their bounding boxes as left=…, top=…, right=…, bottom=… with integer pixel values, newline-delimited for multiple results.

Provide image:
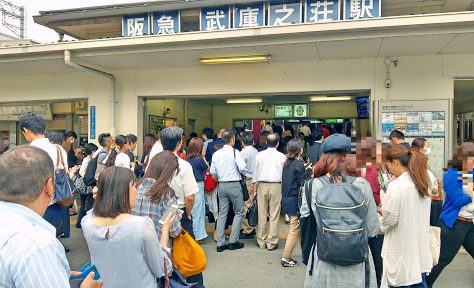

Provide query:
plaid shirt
left=132, top=178, right=181, bottom=239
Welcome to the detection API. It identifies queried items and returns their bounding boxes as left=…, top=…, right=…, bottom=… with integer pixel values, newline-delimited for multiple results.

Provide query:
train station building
left=1, top=0, right=474, bottom=175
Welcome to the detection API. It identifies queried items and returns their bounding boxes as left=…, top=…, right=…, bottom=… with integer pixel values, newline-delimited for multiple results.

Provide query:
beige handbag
left=430, top=226, right=441, bottom=266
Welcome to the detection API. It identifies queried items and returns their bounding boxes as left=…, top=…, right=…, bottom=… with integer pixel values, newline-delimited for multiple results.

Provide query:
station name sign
left=122, top=0, right=381, bottom=37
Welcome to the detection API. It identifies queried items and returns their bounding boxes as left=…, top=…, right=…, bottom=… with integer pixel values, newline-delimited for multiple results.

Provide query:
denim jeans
left=191, top=182, right=207, bottom=241
left=76, top=193, right=94, bottom=228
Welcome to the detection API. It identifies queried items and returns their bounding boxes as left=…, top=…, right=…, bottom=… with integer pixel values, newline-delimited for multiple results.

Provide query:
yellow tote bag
left=172, top=229, right=207, bottom=278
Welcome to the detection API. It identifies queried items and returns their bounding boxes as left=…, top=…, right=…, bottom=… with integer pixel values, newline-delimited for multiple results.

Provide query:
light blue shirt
left=240, top=145, right=258, bottom=179
left=210, top=145, right=247, bottom=182
left=0, top=201, right=70, bottom=288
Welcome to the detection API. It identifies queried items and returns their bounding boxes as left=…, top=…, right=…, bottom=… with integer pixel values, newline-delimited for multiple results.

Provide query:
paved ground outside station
left=63, top=215, right=473, bottom=288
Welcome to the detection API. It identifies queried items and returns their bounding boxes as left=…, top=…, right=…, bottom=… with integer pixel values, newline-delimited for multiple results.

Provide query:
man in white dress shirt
left=253, top=133, right=287, bottom=250
left=239, top=132, right=258, bottom=239
left=211, top=129, right=247, bottom=252
left=0, top=146, right=102, bottom=288
left=19, top=112, right=69, bottom=238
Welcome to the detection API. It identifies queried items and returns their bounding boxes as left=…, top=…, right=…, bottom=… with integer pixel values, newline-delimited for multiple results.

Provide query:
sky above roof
left=0, top=0, right=154, bottom=43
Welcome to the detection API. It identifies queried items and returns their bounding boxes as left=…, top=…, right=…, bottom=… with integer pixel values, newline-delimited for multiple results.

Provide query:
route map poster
left=378, top=100, right=450, bottom=177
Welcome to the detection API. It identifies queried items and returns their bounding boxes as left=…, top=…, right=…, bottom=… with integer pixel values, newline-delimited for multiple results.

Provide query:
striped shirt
left=0, top=201, right=70, bottom=288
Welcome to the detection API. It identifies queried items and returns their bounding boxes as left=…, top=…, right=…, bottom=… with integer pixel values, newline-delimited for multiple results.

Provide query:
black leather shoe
left=64, top=247, right=71, bottom=253
left=216, top=245, right=228, bottom=252
left=229, top=242, right=245, bottom=250
left=239, top=232, right=255, bottom=239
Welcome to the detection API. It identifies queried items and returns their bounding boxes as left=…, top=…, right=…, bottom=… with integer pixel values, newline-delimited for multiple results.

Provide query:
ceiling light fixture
left=200, top=55, right=270, bottom=64
left=226, top=98, right=263, bottom=104
left=310, top=96, right=352, bottom=102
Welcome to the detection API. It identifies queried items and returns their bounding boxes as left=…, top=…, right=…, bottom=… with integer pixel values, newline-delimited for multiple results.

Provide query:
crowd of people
left=0, top=112, right=472, bottom=288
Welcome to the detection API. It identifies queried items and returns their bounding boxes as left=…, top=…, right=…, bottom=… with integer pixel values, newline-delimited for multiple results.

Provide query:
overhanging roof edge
left=5, top=11, right=474, bottom=60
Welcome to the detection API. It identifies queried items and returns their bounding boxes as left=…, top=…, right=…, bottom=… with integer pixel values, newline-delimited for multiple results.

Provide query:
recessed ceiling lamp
left=226, top=98, right=263, bottom=104
left=310, top=96, right=352, bottom=102
left=200, top=55, right=270, bottom=64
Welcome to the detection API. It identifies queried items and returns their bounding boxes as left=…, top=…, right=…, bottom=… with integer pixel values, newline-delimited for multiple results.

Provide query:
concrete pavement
left=63, top=220, right=473, bottom=288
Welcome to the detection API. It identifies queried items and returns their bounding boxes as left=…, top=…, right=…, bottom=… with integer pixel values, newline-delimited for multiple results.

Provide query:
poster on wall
left=378, top=100, right=450, bottom=177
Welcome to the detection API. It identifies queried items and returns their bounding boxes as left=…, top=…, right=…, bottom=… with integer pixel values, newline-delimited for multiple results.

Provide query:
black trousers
left=426, top=219, right=474, bottom=287
left=369, top=235, right=384, bottom=288
left=180, top=211, right=205, bottom=288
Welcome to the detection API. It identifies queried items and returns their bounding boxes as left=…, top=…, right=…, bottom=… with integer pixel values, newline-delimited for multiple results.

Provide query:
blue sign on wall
left=122, top=13, right=150, bottom=36
left=234, top=2, right=265, bottom=28
left=152, top=10, right=180, bottom=34
left=90, top=106, right=96, bottom=140
left=343, top=0, right=381, bottom=20
left=268, top=0, right=302, bottom=26
left=305, top=0, right=341, bottom=23
left=200, top=6, right=231, bottom=31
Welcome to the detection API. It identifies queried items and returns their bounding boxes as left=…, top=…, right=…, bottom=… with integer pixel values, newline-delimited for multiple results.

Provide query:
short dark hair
left=202, top=128, right=214, bottom=139
left=84, top=143, right=98, bottom=156
left=0, top=146, right=54, bottom=204
left=312, top=128, right=324, bottom=142
left=222, top=129, right=235, bottom=144
left=242, top=132, right=254, bottom=146
left=267, top=133, right=280, bottom=148
left=93, top=166, right=135, bottom=218
left=411, top=138, right=427, bottom=150
left=65, top=131, right=78, bottom=139
left=19, top=112, right=45, bottom=135
left=126, top=134, right=138, bottom=144
left=46, top=131, right=63, bottom=145
left=160, top=127, right=183, bottom=151
left=389, top=130, right=405, bottom=140
left=98, top=133, right=112, bottom=147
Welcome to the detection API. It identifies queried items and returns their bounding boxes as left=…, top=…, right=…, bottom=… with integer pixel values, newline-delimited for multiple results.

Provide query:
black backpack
left=83, top=151, right=106, bottom=187
left=299, top=179, right=316, bottom=265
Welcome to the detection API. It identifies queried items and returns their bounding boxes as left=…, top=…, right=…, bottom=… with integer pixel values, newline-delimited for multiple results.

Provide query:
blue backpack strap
left=318, top=175, right=331, bottom=186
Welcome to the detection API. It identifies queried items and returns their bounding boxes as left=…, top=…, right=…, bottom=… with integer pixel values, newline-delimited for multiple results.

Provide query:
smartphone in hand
left=159, top=204, right=179, bottom=225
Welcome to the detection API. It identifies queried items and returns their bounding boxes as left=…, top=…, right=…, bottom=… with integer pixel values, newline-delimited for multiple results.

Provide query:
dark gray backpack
left=315, top=175, right=369, bottom=266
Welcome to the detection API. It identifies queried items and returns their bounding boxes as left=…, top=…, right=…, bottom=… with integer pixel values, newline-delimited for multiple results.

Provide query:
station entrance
left=143, top=92, right=372, bottom=140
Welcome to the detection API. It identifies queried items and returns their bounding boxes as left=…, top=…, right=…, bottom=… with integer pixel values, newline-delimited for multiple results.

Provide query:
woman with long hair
left=186, top=137, right=209, bottom=242
left=105, top=135, right=135, bottom=170
left=141, top=133, right=156, bottom=168
left=281, top=139, right=306, bottom=267
left=302, top=134, right=379, bottom=288
left=81, top=166, right=174, bottom=288
left=132, top=150, right=181, bottom=239
left=381, top=144, right=435, bottom=288
left=427, top=142, right=474, bottom=287
left=411, top=137, right=441, bottom=227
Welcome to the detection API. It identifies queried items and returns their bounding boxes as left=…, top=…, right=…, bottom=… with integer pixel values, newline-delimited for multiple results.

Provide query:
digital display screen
left=274, top=105, right=293, bottom=118
left=356, top=97, right=370, bottom=119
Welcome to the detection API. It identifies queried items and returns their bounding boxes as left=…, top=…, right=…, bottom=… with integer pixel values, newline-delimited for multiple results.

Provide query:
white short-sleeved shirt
left=30, top=138, right=68, bottom=171
left=114, top=152, right=132, bottom=169
left=170, top=156, right=198, bottom=209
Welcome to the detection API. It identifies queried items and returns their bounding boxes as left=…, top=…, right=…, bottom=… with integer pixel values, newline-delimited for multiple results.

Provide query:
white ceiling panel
left=254, top=43, right=320, bottom=62
left=144, top=50, right=202, bottom=68
left=80, top=53, right=169, bottom=70
left=379, top=34, right=456, bottom=57
left=316, top=38, right=383, bottom=60
left=439, top=33, right=474, bottom=54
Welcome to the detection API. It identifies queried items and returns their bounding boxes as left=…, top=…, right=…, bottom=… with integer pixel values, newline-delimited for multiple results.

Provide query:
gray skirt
left=304, top=244, right=377, bottom=288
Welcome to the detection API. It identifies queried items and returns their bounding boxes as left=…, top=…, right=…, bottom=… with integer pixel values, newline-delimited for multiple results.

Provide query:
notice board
left=378, top=100, right=450, bottom=177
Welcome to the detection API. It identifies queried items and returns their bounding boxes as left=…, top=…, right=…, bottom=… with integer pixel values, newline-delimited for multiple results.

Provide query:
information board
left=378, top=100, right=450, bottom=177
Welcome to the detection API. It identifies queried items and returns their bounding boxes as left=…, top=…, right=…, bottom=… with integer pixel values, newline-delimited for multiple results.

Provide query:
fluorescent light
left=226, top=98, right=262, bottom=104
left=310, top=96, right=352, bottom=102
left=200, top=55, right=270, bottom=64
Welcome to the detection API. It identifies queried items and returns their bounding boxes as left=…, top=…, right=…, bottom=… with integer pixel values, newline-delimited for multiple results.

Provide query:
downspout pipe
left=64, top=50, right=116, bottom=136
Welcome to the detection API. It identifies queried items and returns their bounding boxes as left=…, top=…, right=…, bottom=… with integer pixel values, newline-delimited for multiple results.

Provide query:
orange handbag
left=172, top=229, right=207, bottom=278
